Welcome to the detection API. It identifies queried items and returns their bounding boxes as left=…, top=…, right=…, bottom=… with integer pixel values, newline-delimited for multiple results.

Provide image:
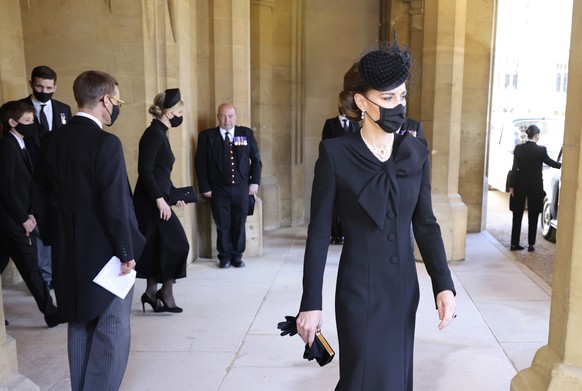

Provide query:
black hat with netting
left=358, top=39, right=411, bottom=91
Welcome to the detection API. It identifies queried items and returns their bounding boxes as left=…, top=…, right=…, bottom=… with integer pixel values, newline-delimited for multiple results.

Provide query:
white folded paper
left=93, top=256, right=136, bottom=299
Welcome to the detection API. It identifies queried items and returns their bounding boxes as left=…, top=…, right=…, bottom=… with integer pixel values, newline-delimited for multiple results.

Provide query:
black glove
left=277, top=315, right=298, bottom=337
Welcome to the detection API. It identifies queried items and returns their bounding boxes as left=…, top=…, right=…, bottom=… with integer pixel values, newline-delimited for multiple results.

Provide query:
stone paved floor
left=3, top=226, right=550, bottom=390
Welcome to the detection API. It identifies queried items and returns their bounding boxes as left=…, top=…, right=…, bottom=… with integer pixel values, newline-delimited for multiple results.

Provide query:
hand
left=203, top=191, right=212, bottom=198
left=119, top=259, right=136, bottom=276
left=28, top=214, right=37, bottom=226
left=249, top=184, right=259, bottom=195
left=175, top=200, right=186, bottom=207
left=436, top=290, right=456, bottom=330
left=22, top=217, right=36, bottom=235
left=296, top=310, right=322, bottom=347
left=509, top=187, right=515, bottom=197
left=156, top=197, right=172, bottom=221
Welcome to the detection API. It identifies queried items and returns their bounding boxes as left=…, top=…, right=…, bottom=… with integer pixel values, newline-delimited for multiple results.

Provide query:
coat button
left=388, top=233, right=396, bottom=241
left=389, top=256, right=398, bottom=264
left=387, top=212, right=395, bottom=219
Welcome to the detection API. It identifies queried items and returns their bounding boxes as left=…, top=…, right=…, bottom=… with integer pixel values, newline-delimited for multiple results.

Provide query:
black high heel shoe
left=141, top=293, right=164, bottom=313
left=156, top=290, right=183, bottom=313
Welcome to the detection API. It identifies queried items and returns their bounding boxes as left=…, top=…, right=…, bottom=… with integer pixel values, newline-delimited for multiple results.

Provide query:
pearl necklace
left=361, top=130, right=393, bottom=162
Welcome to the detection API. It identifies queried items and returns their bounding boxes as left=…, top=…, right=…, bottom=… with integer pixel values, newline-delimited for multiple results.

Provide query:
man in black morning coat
left=195, top=103, right=262, bottom=269
left=35, top=70, right=145, bottom=391
left=321, top=108, right=360, bottom=244
left=19, top=65, right=72, bottom=289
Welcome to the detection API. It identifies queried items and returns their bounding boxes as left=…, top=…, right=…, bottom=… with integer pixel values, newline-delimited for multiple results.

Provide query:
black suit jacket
left=399, top=118, right=424, bottom=138
left=0, top=133, right=33, bottom=232
left=19, top=95, right=72, bottom=168
left=321, top=117, right=359, bottom=140
left=508, top=141, right=561, bottom=213
left=195, top=126, right=262, bottom=193
left=35, top=115, right=145, bottom=322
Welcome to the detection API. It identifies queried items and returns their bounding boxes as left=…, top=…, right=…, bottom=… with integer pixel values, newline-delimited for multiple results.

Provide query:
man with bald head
left=195, top=103, right=262, bottom=268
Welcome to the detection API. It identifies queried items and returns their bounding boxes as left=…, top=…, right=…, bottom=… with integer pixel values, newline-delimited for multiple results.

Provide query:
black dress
left=300, top=131, right=455, bottom=391
left=134, top=119, right=189, bottom=282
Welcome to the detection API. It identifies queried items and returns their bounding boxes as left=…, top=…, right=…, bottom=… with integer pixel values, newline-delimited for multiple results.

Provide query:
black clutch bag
left=248, top=194, right=256, bottom=216
left=277, top=315, right=335, bottom=367
left=305, top=330, right=335, bottom=366
left=169, top=186, right=198, bottom=206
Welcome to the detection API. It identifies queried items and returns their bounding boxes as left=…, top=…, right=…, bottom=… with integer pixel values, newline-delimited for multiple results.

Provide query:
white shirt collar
left=220, top=127, right=234, bottom=140
left=9, top=131, right=26, bottom=149
left=30, top=95, right=52, bottom=108
left=76, top=112, right=103, bottom=129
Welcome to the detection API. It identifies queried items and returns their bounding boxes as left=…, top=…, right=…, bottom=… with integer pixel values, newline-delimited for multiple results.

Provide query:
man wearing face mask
left=34, top=70, right=145, bottom=391
left=20, top=65, right=72, bottom=167
left=0, top=101, right=60, bottom=328
left=19, top=65, right=72, bottom=291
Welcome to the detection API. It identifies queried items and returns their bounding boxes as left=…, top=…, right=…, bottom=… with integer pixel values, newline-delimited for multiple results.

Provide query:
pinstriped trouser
left=68, top=287, right=134, bottom=391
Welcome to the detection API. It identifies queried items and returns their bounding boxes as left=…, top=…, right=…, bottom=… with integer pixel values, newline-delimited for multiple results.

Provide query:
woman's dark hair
left=525, top=125, right=541, bottom=139
left=339, top=62, right=371, bottom=122
left=0, top=101, right=35, bottom=137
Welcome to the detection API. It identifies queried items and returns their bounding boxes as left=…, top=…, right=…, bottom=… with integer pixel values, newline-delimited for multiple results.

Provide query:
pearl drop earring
left=361, top=110, right=365, bottom=120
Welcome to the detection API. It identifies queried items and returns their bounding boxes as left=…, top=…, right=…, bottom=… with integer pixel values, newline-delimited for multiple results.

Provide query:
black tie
left=39, top=104, right=49, bottom=138
left=22, top=147, right=33, bottom=171
left=342, top=119, right=349, bottom=132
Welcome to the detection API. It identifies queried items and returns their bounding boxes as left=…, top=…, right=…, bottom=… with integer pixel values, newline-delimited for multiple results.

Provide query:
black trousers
left=511, top=210, right=539, bottom=246
left=0, top=228, right=57, bottom=316
left=210, top=184, right=249, bottom=262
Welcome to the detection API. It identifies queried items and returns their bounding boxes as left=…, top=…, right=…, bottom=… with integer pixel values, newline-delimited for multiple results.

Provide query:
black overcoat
left=300, top=131, right=455, bottom=391
left=321, top=117, right=359, bottom=140
left=35, top=116, right=145, bottom=322
left=508, top=141, right=561, bottom=214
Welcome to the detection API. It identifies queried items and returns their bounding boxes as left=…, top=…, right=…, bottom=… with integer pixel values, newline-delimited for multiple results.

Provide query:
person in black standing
left=296, top=41, right=457, bottom=390
left=134, top=88, right=190, bottom=313
left=321, top=107, right=360, bottom=244
left=19, top=65, right=72, bottom=290
left=508, top=125, right=561, bottom=252
left=35, top=70, right=145, bottom=390
left=0, top=101, right=59, bottom=327
left=195, top=103, right=262, bottom=269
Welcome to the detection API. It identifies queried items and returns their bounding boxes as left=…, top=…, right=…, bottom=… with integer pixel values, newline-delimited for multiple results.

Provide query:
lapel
left=7, top=133, right=32, bottom=174
left=209, top=127, right=224, bottom=170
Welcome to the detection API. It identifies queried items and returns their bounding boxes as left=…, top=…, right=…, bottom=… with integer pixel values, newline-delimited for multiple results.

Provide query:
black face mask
left=15, top=122, right=37, bottom=138
left=33, top=90, right=54, bottom=103
left=168, top=114, right=183, bottom=128
left=365, top=97, right=407, bottom=134
left=105, top=99, right=120, bottom=127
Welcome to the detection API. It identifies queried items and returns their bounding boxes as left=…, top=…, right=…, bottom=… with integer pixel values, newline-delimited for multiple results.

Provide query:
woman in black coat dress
left=134, top=89, right=190, bottom=313
left=296, top=42, right=457, bottom=391
left=508, top=125, right=561, bottom=252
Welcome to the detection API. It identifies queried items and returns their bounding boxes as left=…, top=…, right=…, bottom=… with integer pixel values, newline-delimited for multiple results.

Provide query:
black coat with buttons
left=300, top=131, right=455, bottom=391
left=35, top=116, right=145, bottom=322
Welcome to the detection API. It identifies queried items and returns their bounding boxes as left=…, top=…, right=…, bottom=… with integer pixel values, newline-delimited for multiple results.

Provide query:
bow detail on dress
left=357, top=133, right=430, bottom=229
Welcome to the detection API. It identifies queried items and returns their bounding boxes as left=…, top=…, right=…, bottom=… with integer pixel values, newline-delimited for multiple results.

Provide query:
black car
left=540, top=148, right=562, bottom=242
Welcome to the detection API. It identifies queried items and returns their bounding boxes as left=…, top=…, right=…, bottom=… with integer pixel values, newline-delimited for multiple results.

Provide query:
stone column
left=251, top=0, right=280, bottom=231
left=420, top=0, right=468, bottom=261
left=459, top=0, right=495, bottom=232
left=0, top=2, right=40, bottom=387
left=511, top=1, right=582, bottom=389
